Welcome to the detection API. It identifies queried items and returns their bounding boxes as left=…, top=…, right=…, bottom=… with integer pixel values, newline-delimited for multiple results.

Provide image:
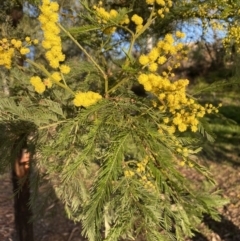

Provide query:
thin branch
left=26, top=59, right=75, bottom=96
left=57, top=23, right=109, bottom=96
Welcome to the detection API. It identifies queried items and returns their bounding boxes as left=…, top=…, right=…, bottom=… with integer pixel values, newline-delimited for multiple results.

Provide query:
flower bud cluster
left=139, top=33, right=184, bottom=73
left=146, top=0, right=172, bottom=6
left=223, top=24, right=240, bottom=53
left=157, top=0, right=172, bottom=18
left=124, top=157, right=156, bottom=192
left=93, top=2, right=129, bottom=35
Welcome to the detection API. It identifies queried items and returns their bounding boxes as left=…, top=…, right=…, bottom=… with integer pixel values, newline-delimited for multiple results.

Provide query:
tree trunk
left=12, top=137, right=34, bottom=241
left=7, top=4, right=34, bottom=239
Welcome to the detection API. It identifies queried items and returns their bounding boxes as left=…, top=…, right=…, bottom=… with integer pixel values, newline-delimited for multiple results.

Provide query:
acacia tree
left=0, top=0, right=239, bottom=240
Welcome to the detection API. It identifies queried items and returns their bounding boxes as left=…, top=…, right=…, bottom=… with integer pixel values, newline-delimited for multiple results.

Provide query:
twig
left=67, top=227, right=80, bottom=241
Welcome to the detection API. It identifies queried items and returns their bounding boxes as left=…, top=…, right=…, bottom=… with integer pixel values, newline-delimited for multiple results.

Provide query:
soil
left=0, top=172, right=85, bottom=241
left=1, top=151, right=240, bottom=241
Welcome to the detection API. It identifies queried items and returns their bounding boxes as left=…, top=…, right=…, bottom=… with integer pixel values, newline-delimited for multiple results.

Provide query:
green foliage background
left=1, top=0, right=240, bottom=240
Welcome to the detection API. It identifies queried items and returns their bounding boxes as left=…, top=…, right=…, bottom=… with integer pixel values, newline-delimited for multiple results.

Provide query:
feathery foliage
left=0, top=0, right=236, bottom=240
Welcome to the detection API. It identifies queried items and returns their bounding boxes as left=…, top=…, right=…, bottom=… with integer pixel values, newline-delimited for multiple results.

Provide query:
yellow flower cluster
left=94, top=7, right=116, bottom=23
left=38, top=0, right=66, bottom=69
left=93, top=2, right=129, bottom=34
left=0, top=37, right=33, bottom=69
left=138, top=33, right=220, bottom=132
left=124, top=157, right=156, bottom=192
left=0, top=39, right=15, bottom=69
left=223, top=24, right=240, bottom=52
left=139, top=33, right=184, bottom=72
left=32, top=0, right=71, bottom=95
left=30, top=76, right=46, bottom=94
left=30, top=70, right=65, bottom=94
left=146, top=0, right=172, bottom=6
left=124, top=170, right=135, bottom=178
left=30, top=67, right=73, bottom=94
left=156, top=0, right=173, bottom=18
left=73, top=91, right=102, bottom=107
left=210, top=20, right=224, bottom=31
left=141, top=73, right=220, bottom=132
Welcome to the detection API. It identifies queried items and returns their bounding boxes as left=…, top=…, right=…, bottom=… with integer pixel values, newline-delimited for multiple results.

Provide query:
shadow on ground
left=203, top=104, right=240, bottom=166
left=192, top=215, right=240, bottom=241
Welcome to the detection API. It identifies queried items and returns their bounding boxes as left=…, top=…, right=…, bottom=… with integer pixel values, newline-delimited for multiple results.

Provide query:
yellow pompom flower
left=173, top=116, right=181, bottom=125
left=165, top=8, right=170, bottom=13
left=139, top=55, right=150, bottom=65
left=109, top=9, right=118, bottom=18
left=30, top=76, right=46, bottom=94
left=124, top=170, right=135, bottom=178
left=179, top=161, right=185, bottom=166
left=146, top=0, right=155, bottom=3
left=158, top=9, right=163, bottom=15
left=138, top=74, right=149, bottom=84
left=167, top=125, right=176, bottom=134
left=14, top=40, right=22, bottom=48
left=33, top=39, right=39, bottom=44
left=163, top=117, right=169, bottom=123
left=49, top=60, right=60, bottom=68
left=20, top=47, right=30, bottom=55
left=51, top=72, right=62, bottom=82
left=148, top=63, right=158, bottom=72
left=59, top=64, right=71, bottom=74
left=178, top=123, right=187, bottom=132
left=191, top=125, right=198, bottom=132
left=148, top=48, right=159, bottom=61
left=73, top=91, right=102, bottom=107
left=25, top=36, right=31, bottom=42
left=168, top=0, right=173, bottom=7
left=165, top=34, right=174, bottom=44
left=131, top=14, right=143, bottom=25
left=157, top=56, right=167, bottom=65
left=11, top=39, right=16, bottom=45
left=158, top=93, right=165, bottom=100
left=156, top=0, right=165, bottom=6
